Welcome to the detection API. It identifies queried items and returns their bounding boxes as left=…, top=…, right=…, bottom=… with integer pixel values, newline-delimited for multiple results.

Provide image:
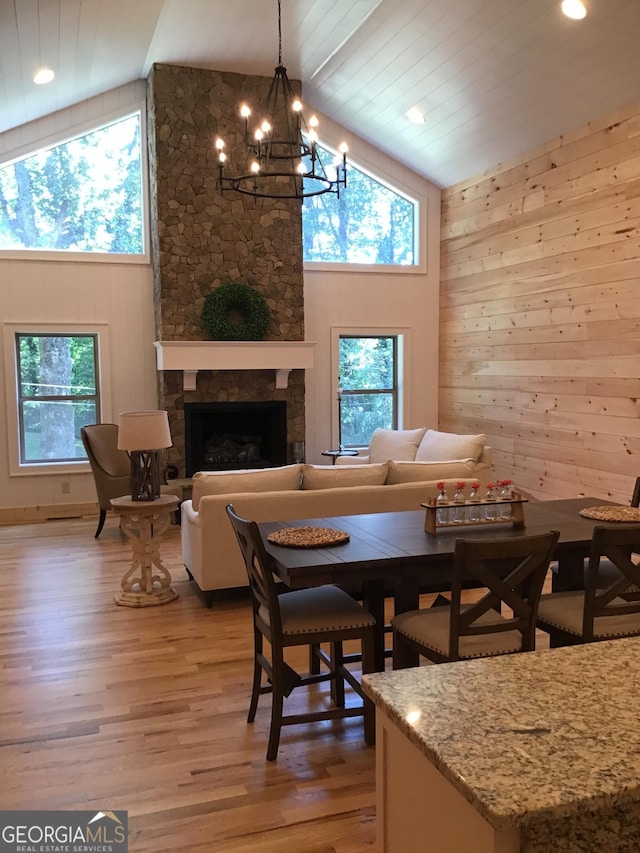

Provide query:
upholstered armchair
left=80, top=423, right=131, bottom=538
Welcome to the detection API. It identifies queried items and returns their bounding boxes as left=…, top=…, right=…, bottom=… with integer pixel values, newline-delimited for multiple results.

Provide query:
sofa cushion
left=385, top=459, right=477, bottom=485
left=416, top=429, right=486, bottom=463
left=302, top=462, right=388, bottom=490
left=191, top=464, right=303, bottom=510
left=368, top=427, right=427, bottom=463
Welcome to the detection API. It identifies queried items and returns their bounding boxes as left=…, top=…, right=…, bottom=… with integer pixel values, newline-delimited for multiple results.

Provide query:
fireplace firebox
left=184, top=401, right=287, bottom=477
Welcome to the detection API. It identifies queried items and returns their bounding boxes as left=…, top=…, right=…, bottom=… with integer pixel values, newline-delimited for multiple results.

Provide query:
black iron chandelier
left=215, top=0, right=348, bottom=200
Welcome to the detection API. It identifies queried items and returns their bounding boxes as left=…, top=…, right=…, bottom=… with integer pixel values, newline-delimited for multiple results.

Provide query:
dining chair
left=537, top=524, right=640, bottom=647
left=225, top=504, right=376, bottom=761
left=586, top=477, right=639, bottom=590
left=391, top=530, right=560, bottom=669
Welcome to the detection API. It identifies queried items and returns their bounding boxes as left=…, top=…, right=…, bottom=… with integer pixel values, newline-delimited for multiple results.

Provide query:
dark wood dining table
left=258, top=496, right=616, bottom=670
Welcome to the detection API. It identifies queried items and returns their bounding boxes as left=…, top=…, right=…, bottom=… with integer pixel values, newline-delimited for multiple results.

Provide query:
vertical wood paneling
left=440, top=101, right=640, bottom=504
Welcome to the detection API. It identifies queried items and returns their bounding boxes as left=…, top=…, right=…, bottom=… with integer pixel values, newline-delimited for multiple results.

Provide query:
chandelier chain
left=277, top=0, right=282, bottom=66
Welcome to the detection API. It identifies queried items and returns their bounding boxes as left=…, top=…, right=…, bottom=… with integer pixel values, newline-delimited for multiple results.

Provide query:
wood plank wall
left=439, top=101, right=640, bottom=504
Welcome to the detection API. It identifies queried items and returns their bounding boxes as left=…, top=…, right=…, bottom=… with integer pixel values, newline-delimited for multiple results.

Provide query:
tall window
left=16, top=333, right=100, bottom=464
left=302, top=142, right=417, bottom=265
left=0, top=113, right=144, bottom=254
left=338, top=336, right=398, bottom=447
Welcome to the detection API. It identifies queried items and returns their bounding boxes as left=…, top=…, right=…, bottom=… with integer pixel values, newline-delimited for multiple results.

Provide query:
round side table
left=111, top=495, right=180, bottom=607
left=321, top=449, right=360, bottom=466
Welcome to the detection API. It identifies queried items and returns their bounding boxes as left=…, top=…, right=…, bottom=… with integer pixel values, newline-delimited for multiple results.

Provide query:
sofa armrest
left=479, top=446, right=493, bottom=468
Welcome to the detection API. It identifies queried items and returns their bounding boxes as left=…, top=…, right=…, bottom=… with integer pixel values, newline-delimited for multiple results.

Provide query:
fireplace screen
left=184, top=401, right=287, bottom=476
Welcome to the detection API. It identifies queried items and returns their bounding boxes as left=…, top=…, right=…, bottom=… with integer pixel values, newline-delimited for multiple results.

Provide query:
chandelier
left=215, top=0, right=348, bottom=200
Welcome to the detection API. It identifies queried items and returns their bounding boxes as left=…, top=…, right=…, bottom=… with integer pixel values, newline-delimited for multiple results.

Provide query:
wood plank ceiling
left=1, top=0, right=640, bottom=187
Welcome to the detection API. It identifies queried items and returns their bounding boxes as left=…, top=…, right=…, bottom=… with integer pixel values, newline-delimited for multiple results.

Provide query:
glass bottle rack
left=421, top=491, right=528, bottom=535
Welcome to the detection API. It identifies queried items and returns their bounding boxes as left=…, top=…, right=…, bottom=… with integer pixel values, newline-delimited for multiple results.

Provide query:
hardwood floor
left=0, top=515, right=552, bottom=852
left=0, top=516, right=377, bottom=852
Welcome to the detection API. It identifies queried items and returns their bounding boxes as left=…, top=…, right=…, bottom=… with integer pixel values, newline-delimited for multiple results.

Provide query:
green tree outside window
left=303, top=143, right=416, bottom=265
left=0, top=113, right=144, bottom=254
left=16, top=334, right=99, bottom=463
left=339, top=336, right=398, bottom=447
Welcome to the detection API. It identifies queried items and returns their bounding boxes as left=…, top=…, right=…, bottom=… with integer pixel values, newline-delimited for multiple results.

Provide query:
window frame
left=0, top=105, right=150, bottom=264
left=303, top=140, right=426, bottom=274
left=338, top=335, right=399, bottom=448
left=3, top=323, right=114, bottom=476
left=331, top=326, right=411, bottom=450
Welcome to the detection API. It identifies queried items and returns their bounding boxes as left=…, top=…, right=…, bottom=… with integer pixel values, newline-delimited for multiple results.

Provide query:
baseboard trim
left=0, top=502, right=99, bottom=525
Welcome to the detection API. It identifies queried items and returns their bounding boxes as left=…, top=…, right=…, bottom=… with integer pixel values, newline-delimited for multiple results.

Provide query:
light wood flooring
left=0, top=515, right=379, bottom=853
left=0, top=515, right=552, bottom=852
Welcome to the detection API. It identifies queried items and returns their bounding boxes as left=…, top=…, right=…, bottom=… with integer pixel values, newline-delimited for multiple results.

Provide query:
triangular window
left=0, top=112, right=144, bottom=255
left=302, top=141, right=417, bottom=265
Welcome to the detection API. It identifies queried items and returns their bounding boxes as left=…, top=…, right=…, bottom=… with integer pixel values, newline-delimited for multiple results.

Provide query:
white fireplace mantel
left=154, top=340, right=316, bottom=391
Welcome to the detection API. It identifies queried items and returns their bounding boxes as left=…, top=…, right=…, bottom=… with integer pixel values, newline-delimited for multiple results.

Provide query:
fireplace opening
left=184, top=401, right=287, bottom=476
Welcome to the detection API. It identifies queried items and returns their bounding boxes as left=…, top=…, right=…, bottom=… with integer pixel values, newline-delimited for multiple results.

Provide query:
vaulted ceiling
left=2, top=0, right=640, bottom=187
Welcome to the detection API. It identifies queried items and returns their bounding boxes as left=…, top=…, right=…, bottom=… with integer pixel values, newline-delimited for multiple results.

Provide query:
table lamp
left=117, top=411, right=172, bottom=501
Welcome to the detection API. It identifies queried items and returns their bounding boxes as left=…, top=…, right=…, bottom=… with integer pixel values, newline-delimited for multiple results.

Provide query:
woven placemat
left=267, top=526, right=350, bottom=548
left=579, top=506, right=640, bottom=522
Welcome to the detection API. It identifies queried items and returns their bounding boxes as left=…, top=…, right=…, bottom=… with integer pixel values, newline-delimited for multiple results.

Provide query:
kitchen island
left=363, top=637, right=640, bottom=852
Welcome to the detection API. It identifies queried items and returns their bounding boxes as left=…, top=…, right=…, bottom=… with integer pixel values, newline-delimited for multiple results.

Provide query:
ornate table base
left=110, top=495, right=180, bottom=607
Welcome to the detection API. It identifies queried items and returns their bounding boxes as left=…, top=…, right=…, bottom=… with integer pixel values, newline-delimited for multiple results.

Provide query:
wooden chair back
left=449, top=530, right=560, bottom=658
left=583, top=525, right=640, bottom=641
left=226, top=504, right=283, bottom=634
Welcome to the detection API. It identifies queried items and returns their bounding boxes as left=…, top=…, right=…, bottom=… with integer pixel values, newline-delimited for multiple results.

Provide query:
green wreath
left=202, top=283, right=270, bottom=341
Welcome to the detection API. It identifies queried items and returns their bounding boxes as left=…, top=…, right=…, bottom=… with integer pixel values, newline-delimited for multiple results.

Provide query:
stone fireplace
left=146, top=63, right=306, bottom=475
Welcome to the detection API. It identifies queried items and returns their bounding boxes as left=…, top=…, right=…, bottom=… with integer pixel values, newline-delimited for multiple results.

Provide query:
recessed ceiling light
left=561, top=0, right=587, bottom=20
left=33, top=68, right=55, bottom=85
left=406, top=107, right=425, bottom=125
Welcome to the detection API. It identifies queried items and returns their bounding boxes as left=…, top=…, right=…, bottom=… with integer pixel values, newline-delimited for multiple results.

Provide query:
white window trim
left=303, top=143, right=426, bottom=275
left=330, top=325, right=412, bottom=450
left=3, top=322, right=114, bottom=476
left=0, top=105, right=150, bottom=264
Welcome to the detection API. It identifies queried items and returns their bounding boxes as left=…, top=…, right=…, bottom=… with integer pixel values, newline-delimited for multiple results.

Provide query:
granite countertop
left=363, top=637, right=640, bottom=831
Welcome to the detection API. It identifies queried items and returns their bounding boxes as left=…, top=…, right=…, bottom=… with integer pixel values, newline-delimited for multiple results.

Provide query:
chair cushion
left=416, top=430, right=486, bottom=463
left=261, top=586, right=376, bottom=636
left=368, top=428, right=426, bottom=463
left=392, top=605, right=523, bottom=659
left=385, top=459, right=476, bottom=484
left=301, top=462, right=388, bottom=489
left=537, top=591, right=640, bottom=639
left=191, top=464, right=303, bottom=510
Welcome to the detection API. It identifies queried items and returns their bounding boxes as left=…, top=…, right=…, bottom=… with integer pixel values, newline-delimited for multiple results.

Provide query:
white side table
left=110, top=495, right=180, bottom=607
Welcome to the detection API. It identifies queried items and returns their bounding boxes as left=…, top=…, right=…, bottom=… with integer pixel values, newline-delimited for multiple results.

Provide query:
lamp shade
left=117, top=411, right=172, bottom=451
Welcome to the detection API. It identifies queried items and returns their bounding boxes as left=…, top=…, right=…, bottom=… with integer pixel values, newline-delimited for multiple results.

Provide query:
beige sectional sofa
left=181, top=428, right=493, bottom=605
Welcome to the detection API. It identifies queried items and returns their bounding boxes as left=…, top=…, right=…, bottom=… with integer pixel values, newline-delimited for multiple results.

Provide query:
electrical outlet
left=61, top=481, right=70, bottom=494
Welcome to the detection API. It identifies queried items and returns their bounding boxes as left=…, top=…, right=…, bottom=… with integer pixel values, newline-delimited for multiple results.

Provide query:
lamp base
left=129, top=451, right=161, bottom=501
